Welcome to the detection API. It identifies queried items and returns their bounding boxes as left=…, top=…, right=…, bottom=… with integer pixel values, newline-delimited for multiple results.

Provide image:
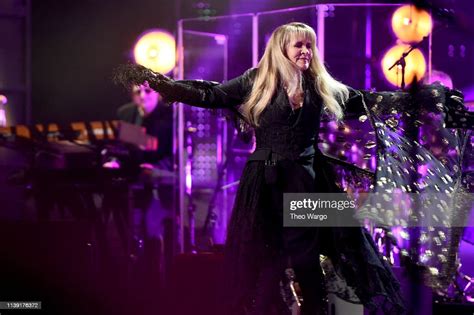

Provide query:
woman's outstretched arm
left=113, top=64, right=254, bottom=109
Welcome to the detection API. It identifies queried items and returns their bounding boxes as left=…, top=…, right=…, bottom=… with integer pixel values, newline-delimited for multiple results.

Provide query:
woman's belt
left=248, top=148, right=286, bottom=163
left=247, top=148, right=284, bottom=184
left=247, top=148, right=315, bottom=184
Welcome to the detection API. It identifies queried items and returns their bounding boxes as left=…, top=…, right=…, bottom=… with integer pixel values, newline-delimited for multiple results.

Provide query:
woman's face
left=286, top=35, right=313, bottom=71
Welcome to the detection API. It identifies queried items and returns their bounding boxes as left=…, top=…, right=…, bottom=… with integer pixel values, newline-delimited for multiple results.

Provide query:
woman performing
left=115, top=22, right=405, bottom=315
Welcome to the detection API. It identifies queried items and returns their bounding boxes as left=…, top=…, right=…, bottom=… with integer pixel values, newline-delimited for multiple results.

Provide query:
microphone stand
left=389, top=37, right=427, bottom=314
left=388, top=37, right=427, bottom=90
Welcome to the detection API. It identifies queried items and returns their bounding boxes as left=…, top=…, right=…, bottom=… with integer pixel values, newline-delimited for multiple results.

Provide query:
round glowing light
left=392, top=5, right=432, bottom=43
left=381, top=44, right=426, bottom=87
left=147, top=48, right=158, bottom=58
left=134, top=29, right=176, bottom=74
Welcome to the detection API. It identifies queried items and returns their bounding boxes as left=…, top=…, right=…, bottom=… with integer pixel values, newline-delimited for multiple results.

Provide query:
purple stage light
left=0, top=94, right=7, bottom=127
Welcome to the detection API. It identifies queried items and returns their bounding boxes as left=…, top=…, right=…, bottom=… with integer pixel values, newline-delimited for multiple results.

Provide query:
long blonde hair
left=242, top=22, right=349, bottom=126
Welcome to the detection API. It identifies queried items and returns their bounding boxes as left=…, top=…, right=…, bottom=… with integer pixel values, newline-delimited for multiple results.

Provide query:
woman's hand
left=113, top=63, right=173, bottom=90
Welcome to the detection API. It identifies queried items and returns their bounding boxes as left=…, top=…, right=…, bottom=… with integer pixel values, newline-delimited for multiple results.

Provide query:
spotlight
left=133, top=29, right=176, bottom=74
left=392, top=5, right=432, bottom=43
left=381, top=44, right=426, bottom=87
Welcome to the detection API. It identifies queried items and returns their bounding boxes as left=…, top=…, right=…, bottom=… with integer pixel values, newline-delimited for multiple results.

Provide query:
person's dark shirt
left=117, top=102, right=173, bottom=162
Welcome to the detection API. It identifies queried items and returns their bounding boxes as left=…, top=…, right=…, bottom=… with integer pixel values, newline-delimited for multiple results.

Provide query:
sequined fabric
left=321, top=83, right=473, bottom=294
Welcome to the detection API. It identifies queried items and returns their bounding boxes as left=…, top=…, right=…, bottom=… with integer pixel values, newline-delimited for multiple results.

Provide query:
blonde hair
left=242, top=22, right=349, bottom=126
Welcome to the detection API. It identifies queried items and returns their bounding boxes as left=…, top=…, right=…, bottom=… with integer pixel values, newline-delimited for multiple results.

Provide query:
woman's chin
left=298, top=65, right=309, bottom=71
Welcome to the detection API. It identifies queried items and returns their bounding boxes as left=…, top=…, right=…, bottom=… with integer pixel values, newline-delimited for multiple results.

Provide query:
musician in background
left=117, top=83, right=173, bottom=164
left=115, top=83, right=174, bottom=277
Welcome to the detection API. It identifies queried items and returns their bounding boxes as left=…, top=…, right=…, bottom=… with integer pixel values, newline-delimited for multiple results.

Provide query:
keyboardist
left=117, top=82, right=172, bottom=163
left=114, top=82, right=174, bottom=269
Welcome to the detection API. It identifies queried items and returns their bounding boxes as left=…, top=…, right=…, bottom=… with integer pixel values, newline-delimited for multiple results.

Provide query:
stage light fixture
left=133, top=29, right=176, bottom=74
left=392, top=5, right=432, bottom=43
left=381, top=44, right=426, bottom=87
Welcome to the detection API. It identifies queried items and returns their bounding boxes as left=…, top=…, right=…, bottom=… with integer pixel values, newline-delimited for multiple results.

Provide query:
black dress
left=163, top=68, right=405, bottom=314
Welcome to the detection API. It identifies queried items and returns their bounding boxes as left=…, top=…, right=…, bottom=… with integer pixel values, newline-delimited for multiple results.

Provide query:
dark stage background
left=31, top=0, right=179, bottom=124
